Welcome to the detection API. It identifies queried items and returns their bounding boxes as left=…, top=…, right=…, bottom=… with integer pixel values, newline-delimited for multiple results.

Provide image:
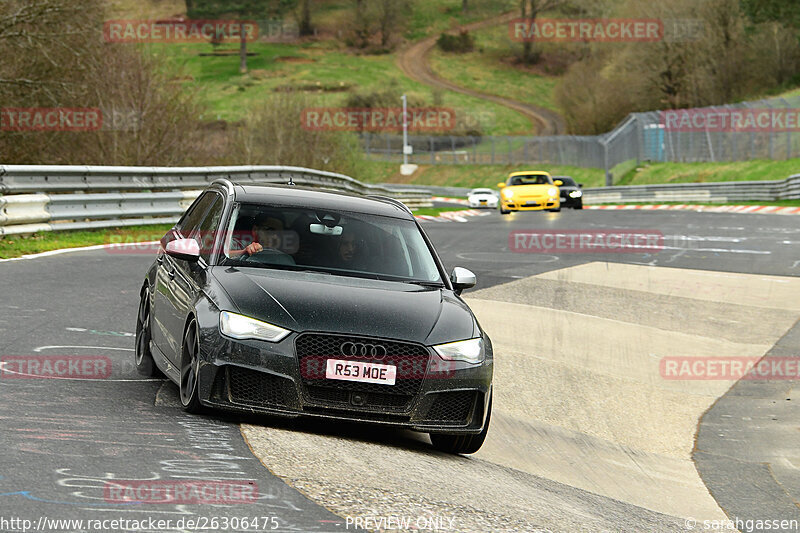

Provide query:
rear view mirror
left=309, top=224, right=343, bottom=236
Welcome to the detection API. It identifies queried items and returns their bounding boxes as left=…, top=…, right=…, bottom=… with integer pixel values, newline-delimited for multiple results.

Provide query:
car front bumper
left=501, top=198, right=559, bottom=211
left=194, top=330, right=493, bottom=435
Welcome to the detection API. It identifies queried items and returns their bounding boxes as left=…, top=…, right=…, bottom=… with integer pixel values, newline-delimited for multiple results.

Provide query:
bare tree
left=519, top=0, right=569, bottom=64
left=231, top=92, right=361, bottom=174
left=377, top=0, right=412, bottom=48
left=298, top=0, right=313, bottom=36
left=0, top=0, right=207, bottom=165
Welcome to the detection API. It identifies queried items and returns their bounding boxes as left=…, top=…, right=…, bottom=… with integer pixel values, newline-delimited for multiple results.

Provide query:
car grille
left=295, top=333, right=430, bottom=411
left=425, top=391, right=476, bottom=425
left=306, top=385, right=412, bottom=410
left=227, top=367, right=291, bottom=408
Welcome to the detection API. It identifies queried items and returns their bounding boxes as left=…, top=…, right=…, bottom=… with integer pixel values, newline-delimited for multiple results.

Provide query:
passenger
left=334, top=231, right=366, bottom=269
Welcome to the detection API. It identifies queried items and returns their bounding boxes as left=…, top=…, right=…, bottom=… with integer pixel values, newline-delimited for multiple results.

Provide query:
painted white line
left=33, top=345, right=134, bottom=353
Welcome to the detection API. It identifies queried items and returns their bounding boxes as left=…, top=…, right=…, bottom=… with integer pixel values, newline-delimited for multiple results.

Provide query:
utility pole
left=400, top=94, right=417, bottom=175
left=402, top=94, right=409, bottom=166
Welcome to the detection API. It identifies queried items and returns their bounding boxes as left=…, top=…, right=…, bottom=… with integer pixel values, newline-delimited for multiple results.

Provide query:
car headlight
left=548, top=188, right=558, bottom=197
left=219, top=311, right=290, bottom=342
left=569, top=190, right=583, bottom=198
left=433, top=338, right=484, bottom=364
left=502, top=189, right=513, bottom=198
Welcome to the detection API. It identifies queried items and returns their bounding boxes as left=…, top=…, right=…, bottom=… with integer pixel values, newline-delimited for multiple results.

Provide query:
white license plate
left=325, top=359, right=396, bottom=385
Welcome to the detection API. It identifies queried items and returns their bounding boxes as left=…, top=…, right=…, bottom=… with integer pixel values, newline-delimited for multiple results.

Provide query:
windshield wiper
left=407, top=280, right=445, bottom=288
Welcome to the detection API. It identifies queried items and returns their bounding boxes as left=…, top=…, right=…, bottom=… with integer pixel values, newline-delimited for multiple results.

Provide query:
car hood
left=506, top=184, right=555, bottom=197
left=210, top=266, right=477, bottom=345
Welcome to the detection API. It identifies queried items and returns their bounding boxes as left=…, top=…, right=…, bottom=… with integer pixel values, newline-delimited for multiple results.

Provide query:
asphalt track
left=0, top=208, right=797, bottom=532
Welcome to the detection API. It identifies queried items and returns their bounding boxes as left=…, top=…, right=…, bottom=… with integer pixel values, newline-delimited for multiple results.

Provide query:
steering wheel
left=242, top=248, right=296, bottom=266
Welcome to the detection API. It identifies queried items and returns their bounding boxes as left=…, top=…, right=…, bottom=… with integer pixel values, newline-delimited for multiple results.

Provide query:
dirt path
left=396, top=12, right=566, bottom=136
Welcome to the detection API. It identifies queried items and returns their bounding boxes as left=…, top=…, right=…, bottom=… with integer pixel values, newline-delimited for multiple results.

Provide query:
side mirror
left=450, top=267, right=476, bottom=294
left=166, top=238, right=200, bottom=262
left=554, top=180, right=563, bottom=186
left=496, top=182, right=506, bottom=188
left=578, top=183, right=584, bottom=188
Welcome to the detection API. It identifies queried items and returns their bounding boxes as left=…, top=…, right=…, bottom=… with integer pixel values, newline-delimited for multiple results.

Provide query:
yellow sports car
left=497, top=171, right=562, bottom=214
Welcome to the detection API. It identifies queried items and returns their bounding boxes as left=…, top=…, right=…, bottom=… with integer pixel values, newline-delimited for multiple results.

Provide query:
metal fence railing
left=0, top=165, right=432, bottom=236
left=386, top=174, right=800, bottom=205
left=363, top=95, right=800, bottom=184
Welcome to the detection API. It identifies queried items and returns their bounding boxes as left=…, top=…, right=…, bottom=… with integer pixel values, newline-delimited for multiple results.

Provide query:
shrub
left=436, top=31, right=475, bottom=53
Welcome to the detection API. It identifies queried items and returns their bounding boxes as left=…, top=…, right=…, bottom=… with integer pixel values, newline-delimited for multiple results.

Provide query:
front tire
left=499, top=206, right=510, bottom=215
left=179, top=320, right=202, bottom=413
left=135, top=289, right=163, bottom=377
left=430, top=397, right=492, bottom=455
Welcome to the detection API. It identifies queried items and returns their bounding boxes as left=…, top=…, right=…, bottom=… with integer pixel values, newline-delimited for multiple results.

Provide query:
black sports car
left=136, top=179, right=493, bottom=454
left=554, top=176, right=584, bottom=209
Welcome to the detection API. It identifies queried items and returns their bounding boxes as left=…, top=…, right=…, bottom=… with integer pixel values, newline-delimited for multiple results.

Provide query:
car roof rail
left=211, top=178, right=235, bottom=196
left=365, top=195, right=413, bottom=215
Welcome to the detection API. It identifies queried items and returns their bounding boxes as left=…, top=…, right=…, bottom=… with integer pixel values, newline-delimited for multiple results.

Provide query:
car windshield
left=220, top=203, right=443, bottom=284
left=509, top=174, right=551, bottom=186
left=470, top=189, right=494, bottom=195
left=556, top=177, right=576, bottom=186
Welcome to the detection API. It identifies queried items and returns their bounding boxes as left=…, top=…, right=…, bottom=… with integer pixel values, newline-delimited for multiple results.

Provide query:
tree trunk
left=239, top=22, right=247, bottom=74
left=462, top=0, right=468, bottom=14
left=355, top=0, right=369, bottom=48
left=520, top=0, right=531, bottom=63
left=522, top=0, right=540, bottom=64
left=299, top=0, right=313, bottom=36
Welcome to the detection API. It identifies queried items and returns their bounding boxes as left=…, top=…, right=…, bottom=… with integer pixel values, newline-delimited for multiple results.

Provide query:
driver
left=230, top=213, right=284, bottom=257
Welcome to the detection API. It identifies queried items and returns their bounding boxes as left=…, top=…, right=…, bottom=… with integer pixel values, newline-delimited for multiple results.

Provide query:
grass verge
left=0, top=224, right=173, bottom=259
left=411, top=206, right=470, bottom=216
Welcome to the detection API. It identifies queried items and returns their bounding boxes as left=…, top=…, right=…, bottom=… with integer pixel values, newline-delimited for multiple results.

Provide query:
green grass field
left=0, top=224, right=174, bottom=259
left=428, top=24, right=560, bottom=112
left=151, top=41, right=532, bottom=135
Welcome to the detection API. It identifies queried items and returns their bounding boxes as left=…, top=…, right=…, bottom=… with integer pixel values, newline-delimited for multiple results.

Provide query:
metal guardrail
left=581, top=174, right=800, bottom=204
left=0, top=165, right=433, bottom=236
left=384, top=175, right=800, bottom=205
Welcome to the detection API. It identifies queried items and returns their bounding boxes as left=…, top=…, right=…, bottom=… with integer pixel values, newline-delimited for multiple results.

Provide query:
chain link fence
left=363, top=94, right=800, bottom=183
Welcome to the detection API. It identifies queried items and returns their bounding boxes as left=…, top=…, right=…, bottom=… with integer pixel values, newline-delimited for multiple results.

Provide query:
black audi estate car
left=136, top=179, right=493, bottom=454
